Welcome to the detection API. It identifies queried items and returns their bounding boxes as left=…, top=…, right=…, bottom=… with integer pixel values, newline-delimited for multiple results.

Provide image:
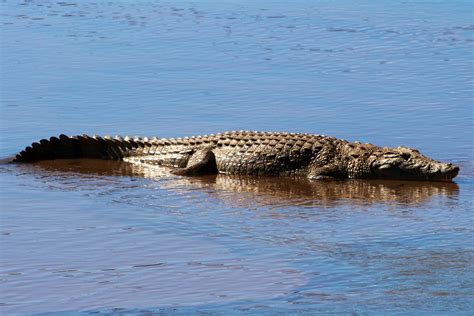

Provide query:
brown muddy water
left=1, top=0, right=473, bottom=314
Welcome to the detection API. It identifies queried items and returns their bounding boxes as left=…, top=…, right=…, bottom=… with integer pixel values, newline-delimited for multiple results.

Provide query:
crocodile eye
left=401, top=153, right=411, bottom=160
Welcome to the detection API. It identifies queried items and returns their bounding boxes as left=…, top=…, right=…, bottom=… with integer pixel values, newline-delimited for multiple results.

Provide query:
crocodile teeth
left=378, top=164, right=393, bottom=170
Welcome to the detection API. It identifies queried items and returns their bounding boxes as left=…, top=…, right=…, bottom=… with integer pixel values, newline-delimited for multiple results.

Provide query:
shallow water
left=1, top=0, right=473, bottom=314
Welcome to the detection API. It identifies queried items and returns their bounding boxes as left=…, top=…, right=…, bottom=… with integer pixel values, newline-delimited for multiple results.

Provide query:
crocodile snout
left=440, top=163, right=459, bottom=180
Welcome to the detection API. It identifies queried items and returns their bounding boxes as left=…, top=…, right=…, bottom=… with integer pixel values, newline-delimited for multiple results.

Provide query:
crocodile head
left=369, top=146, right=459, bottom=181
left=341, top=143, right=459, bottom=181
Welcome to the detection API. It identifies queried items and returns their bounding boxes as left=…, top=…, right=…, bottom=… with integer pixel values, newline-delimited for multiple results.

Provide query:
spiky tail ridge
left=13, top=134, right=143, bottom=162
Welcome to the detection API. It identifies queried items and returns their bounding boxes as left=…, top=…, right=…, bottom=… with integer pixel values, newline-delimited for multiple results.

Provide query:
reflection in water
left=3, top=161, right=471, bottom=315
left=23, top=159, right=459, bottom=207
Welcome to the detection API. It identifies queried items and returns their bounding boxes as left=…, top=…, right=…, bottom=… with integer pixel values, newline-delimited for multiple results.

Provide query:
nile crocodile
left=12, top=131, right=459, bottom=181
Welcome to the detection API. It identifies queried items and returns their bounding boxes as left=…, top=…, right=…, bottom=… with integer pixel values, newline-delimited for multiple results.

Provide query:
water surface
left=1, top=0, right=473, bottom=314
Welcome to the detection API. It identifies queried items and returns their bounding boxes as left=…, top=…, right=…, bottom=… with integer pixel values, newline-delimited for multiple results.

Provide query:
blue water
left=1, top=0, right=473, bottom=314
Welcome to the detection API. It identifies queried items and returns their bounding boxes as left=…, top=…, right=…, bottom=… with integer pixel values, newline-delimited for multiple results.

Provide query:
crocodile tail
left=13, top=134, right=142, bottom=162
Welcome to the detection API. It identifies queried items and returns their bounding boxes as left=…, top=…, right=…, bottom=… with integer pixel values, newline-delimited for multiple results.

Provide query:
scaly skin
left=12, top=131, right=459, bottom=181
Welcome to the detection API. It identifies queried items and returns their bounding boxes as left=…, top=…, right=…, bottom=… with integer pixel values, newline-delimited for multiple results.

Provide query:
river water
left=1, top=0, right=473, bottom=314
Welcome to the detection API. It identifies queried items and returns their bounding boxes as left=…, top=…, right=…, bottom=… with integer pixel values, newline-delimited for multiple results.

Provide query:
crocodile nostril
left=400, top=153, right=411, bottom=160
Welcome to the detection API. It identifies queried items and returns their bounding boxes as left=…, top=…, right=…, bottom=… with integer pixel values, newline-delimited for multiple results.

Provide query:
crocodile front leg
left=307, top=164, right=343, bottom=180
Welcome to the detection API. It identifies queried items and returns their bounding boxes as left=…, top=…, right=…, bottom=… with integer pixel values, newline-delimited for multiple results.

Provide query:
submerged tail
left=13, top=134, right=146, bottom=163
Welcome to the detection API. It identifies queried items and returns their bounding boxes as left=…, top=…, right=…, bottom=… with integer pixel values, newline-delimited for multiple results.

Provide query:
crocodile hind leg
left=171, top=148, right=218, bottom=176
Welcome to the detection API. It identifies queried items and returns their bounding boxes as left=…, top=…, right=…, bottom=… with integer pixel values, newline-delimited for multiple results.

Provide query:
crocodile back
left=211, top=131, right=339, bottom=176
left=13, top=131, right=341, bottom=177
